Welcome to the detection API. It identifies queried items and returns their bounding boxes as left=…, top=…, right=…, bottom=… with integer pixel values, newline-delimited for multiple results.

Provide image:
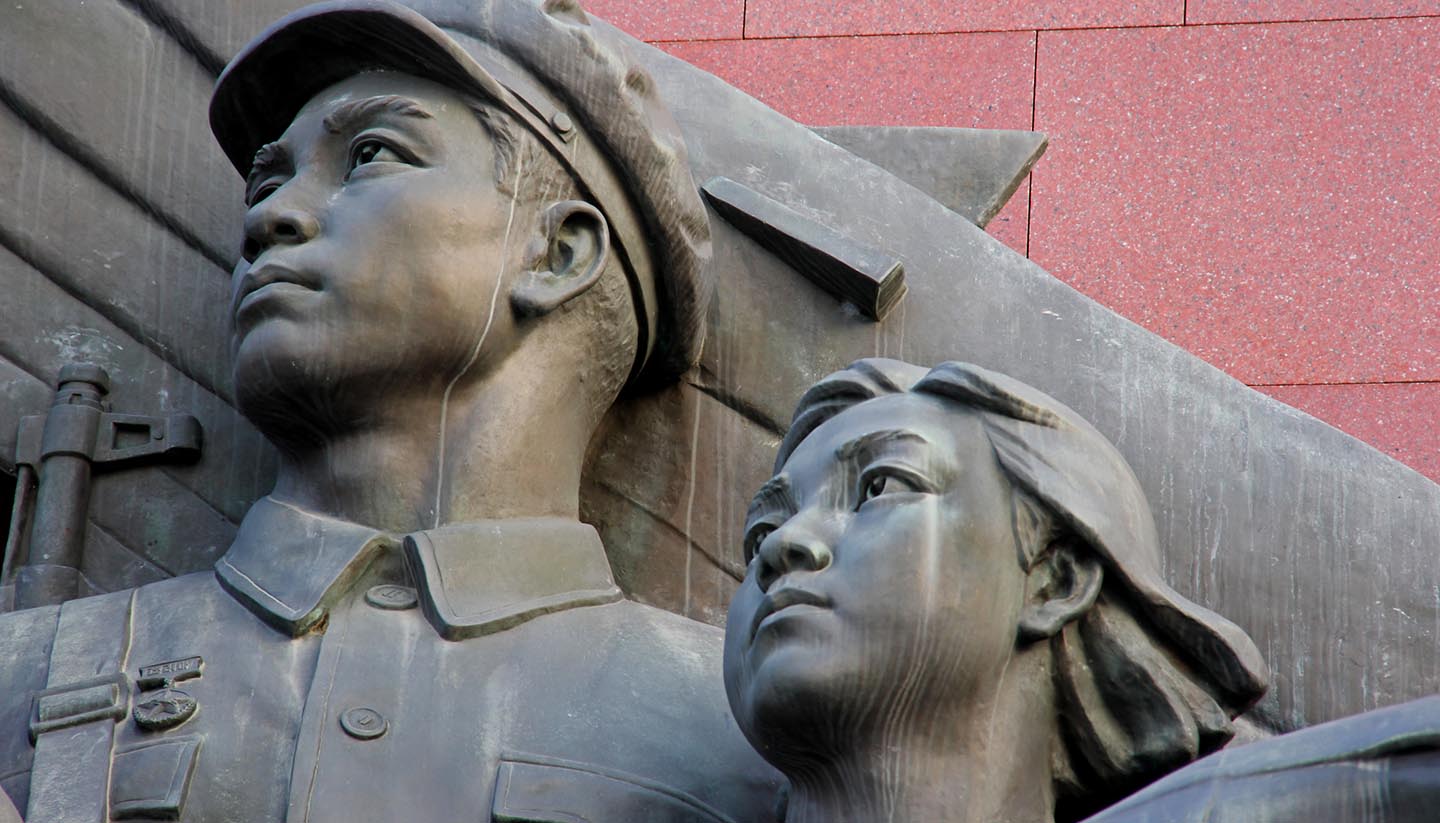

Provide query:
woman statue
left=722, top=358, right=1269, bottom=822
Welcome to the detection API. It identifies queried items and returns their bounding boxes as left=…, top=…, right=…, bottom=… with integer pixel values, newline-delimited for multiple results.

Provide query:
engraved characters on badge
left=132, top=656, right=203, bottom=732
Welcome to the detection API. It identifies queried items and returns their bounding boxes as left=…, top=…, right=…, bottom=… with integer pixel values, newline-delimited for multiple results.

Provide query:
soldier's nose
left=755, top=521, right=832, bottom=592
left=242, top=203, right=320, bottom=262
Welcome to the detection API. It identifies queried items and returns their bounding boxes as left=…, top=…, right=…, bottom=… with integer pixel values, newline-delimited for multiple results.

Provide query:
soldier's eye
left=348, top=138, right=405, bottom=171
left=245, top=181, right=282, bottom=207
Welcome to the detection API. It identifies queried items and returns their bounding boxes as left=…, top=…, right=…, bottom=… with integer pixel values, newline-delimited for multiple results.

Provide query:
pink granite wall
left=585, top=0, right=1440, bottom=483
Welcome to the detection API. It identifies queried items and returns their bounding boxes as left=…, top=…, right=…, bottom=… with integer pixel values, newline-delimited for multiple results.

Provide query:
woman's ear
left=1018, top=538, right=1103, bottom=643
left=510, top=200, right=610, bottom=318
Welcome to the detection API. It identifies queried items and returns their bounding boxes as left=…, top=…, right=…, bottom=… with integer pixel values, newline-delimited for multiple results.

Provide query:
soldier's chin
left=231, top=332, right=366, bottom=449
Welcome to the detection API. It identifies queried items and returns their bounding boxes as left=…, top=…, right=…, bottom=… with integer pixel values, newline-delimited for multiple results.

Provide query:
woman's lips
left=749, top=586, right=832, bottom=641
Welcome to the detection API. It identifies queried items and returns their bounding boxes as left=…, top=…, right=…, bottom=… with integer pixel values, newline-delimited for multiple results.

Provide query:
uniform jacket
left=1083, top=695, right=1440, bottom=823
left=0, top=497, right=782, bottom=822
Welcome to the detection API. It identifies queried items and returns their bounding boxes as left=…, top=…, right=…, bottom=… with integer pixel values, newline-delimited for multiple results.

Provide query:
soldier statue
left=0, top=0, right=782, bottom=820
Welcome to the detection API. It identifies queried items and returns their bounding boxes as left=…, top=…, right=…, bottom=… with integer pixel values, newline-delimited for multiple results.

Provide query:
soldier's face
left=723, top=393, right=1029, bottom=763
left=231, top=71, right=522, bottom=420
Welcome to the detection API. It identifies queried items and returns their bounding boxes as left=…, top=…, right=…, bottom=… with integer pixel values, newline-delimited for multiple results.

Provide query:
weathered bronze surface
left=1, top=0, right=1436, bottom=734
left=0, top=0, right=1438, bottom=820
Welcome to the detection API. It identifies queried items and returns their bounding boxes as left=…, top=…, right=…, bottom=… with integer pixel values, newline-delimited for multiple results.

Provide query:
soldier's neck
left=268, top=362, right=594, bottom=534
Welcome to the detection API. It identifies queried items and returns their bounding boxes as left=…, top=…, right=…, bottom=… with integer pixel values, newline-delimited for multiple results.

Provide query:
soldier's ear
left=1017, top=537, right=1103, bottom=643
left=510, top=200, right=610, bottom=318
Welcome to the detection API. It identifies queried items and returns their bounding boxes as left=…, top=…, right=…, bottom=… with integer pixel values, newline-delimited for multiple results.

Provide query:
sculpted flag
left=0, top=0, right=1437, bottom=762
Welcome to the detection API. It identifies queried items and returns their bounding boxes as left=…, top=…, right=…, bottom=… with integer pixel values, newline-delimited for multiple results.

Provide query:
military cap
left=211, top=0, right=712, bottom=385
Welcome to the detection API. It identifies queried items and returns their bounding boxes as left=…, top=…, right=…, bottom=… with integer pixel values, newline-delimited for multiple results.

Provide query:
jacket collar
left=215, top=496, right=391, bottom=635
left=404, top=518, right=622, bottom=641
left=215, top=497, right=621, bottom=639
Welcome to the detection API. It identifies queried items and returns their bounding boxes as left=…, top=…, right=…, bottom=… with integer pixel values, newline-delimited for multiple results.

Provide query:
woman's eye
left=349, top=139, right=404, bottom=170
left=744, top=524, right=776, bottom=564
left=858, top=472, right=918, bottom=507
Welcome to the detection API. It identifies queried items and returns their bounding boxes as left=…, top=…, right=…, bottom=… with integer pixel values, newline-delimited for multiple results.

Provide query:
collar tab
left=215, top=497, right=394, bottom=636
left=405, top=518, right=622, bottom=641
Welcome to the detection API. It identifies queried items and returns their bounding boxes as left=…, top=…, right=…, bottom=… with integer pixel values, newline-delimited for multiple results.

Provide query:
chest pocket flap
left=493, top=756, right=734, bottom=823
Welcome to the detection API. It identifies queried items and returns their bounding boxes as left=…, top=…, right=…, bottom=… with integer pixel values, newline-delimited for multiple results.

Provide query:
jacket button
left=339, top=707, right=388, bottom=740
left=364, top=584, right=417, bottom=610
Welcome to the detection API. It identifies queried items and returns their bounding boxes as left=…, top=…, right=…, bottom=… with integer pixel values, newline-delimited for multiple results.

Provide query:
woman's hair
left=778, top=358, right=1269, bottom=818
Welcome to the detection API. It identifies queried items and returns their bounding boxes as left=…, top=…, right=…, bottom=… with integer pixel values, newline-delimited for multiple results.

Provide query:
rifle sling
left=26, top=590, right=136, bottom=823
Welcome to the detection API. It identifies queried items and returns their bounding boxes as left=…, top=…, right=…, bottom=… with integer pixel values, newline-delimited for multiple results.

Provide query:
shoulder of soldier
left=0, top=600, right=62, bottom=771
left=564, top=597, right=726, bottom=664
left=1084, top=696, right=1440, bottom=822
left=0, top=571, right=229, bottom=809
left=0, top=571, right=223, bottom=727
left=539, top=599, right=784, bottom=817
left=533, top=600, right=746, bottom=735
left=546, top=600, right=753, bottom=743
left=605, top=596, right=726, bottom=635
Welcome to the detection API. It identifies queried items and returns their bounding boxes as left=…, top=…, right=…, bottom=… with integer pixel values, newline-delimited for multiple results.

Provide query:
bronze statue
left=723, top=358, right=1269, bottom=822
left=0, top=1, right=780, bottom=820
left=4, top=1, right=1440, bottom=821
left=6, top=0, right=1439, bottom=754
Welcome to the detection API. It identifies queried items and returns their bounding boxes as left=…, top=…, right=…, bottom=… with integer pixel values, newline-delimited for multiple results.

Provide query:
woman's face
left=723, top=392, right=1031, bottom=762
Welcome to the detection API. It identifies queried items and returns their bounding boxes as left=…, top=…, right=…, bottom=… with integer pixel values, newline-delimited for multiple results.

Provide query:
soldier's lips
left=749, top=587, right=832, bottom=642
left=233, top=263, right=319, bottom=319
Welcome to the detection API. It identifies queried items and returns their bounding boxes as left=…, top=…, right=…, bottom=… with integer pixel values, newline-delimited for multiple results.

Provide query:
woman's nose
left=755, top=519, right=833, bottom=592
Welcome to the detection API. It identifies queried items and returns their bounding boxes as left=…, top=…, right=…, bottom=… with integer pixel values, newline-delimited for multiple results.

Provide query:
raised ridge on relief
left=78, top=519, right=171, bottom=594
left=701, top=176, right=908, bottom=321
left=813, top=125, right=1048, bottom=228
left=138, top=0, right=316, bottom=71
left=0, top=104, right=235, bottom=401
left=0, top=0, right=243, bottom=264
left=123, top=0, right=229, bottom=76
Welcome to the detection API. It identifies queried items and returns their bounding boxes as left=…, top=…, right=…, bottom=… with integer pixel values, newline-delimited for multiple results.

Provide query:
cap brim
left=211, top=0, right=508, bottom=175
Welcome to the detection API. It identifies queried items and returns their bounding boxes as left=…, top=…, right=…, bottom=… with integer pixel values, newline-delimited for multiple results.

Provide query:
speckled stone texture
left=1188, top=1, right=1440, bottom=24
left=582, top=0, right=742, bottom=40
left=1030, top=18, right=1440, bottom=388
left=661, top=32, right=1037, bottom=251
left=742, top=0, right=1181, bottom=37
left=1260, top=382, right=1440, bottom=484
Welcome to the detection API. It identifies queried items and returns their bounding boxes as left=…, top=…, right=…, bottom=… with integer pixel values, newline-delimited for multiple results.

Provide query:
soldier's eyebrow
left=247, top=141, right=289, bottom=182
left=747, top=474, right=796, bottom=523
left=322, top=95, right=435, bottom=134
